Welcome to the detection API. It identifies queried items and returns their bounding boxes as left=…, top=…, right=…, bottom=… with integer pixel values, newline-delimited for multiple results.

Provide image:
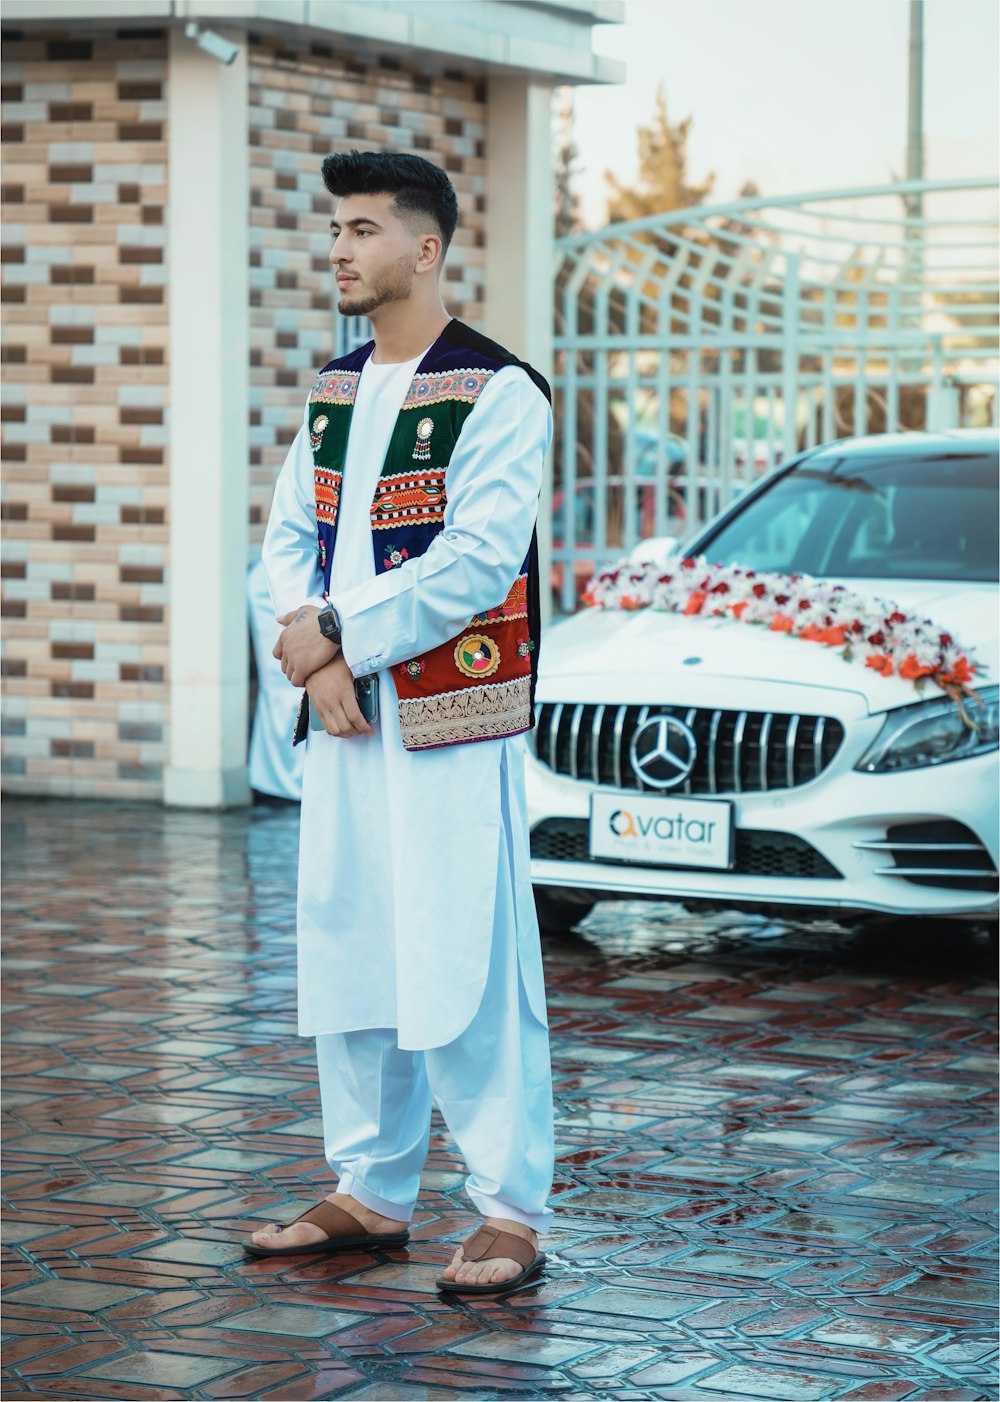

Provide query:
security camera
left=184, top=21, right=240, bottom=66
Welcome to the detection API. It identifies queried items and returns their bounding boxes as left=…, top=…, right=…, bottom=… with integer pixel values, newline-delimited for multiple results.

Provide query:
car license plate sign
left=589, top=792, right=733, bottom=870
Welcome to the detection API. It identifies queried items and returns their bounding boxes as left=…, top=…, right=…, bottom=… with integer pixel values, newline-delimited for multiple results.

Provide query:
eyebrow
left=329, top=217, right=383, bottom=232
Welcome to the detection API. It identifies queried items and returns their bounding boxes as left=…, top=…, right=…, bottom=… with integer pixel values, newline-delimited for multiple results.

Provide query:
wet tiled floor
left=2, top=796, right=997, bottom=1401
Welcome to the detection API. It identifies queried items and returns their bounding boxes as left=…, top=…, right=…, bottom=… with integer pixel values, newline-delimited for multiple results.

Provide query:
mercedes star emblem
left=629, top=714, right=698, bottom=789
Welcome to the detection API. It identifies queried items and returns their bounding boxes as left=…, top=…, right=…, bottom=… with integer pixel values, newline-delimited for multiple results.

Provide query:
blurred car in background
left=529, top=430, right=1000, bottom=933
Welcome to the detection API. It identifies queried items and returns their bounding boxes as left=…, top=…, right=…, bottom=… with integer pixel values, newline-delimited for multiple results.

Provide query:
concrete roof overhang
left=1, top=0, right=626, bottom=86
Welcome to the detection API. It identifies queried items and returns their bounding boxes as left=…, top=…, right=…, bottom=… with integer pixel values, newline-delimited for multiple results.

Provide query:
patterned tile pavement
left=2, top=796, right=997, bottom=1401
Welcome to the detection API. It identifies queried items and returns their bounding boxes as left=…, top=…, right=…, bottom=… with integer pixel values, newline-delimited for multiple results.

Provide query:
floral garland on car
left=581, top=557, right=982, bottom=710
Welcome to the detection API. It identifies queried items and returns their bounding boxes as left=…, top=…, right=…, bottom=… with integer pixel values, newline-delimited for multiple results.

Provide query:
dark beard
left=337, top=256, right=413, bottom=317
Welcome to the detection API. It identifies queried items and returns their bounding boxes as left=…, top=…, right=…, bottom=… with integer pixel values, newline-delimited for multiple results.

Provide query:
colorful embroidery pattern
left=384, top=543, right=409, bottom=569
left=412, top=416, right=435, bottom=461
left=315, top=468, right=342, bottom=525
left=397, top=675, right=532, bottom=750
left=517, top=637, right=535, bottom=658
left=402, top=369, right=494, bottom=410
left=454, top=634, right=501, bottom=679
left=310, top=414, right=329, bottom=453
left=470, top=573, right=528, bottom=625
left=370, top=470, right=447, bottom=530
left=399, top=659, right=425, bottom=679
left=311, top=370, right=361, bottom=406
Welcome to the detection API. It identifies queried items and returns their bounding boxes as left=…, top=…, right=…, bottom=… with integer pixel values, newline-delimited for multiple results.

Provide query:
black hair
left=321, top=149, right=459, bottom=253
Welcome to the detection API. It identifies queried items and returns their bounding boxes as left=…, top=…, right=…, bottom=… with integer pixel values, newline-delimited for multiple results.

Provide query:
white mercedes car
left=528, top=431, right=999, bottom=932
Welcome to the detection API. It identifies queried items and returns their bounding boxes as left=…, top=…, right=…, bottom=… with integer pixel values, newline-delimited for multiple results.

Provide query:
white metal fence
left=552, top=178, right=1000, bottom=613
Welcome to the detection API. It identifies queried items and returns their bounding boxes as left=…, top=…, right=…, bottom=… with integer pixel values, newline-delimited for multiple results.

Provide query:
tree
left=554, top=88, right=582, bottom=239
left=605, top=85, right=715, bottom=224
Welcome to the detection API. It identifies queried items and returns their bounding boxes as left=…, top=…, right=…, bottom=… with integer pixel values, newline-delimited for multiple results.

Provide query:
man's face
left=329, top=192, right=423, bottom=317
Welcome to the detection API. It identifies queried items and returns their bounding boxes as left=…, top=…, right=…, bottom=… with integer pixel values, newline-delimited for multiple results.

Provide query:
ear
left=415, top=232, right=444, bottom=276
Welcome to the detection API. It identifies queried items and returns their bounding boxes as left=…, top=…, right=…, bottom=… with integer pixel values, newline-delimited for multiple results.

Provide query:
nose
left=329, top=233, right=348, bottom=266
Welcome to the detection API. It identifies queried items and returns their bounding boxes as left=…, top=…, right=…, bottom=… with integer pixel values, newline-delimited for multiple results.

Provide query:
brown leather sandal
left=435, top=1223, right=546, bottom=1295
left=244, top=1198, right=409, bottom=1257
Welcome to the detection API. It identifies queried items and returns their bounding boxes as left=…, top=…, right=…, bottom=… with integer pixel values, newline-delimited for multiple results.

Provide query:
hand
left=306, top=654, right=375, bottom=738
left=274, top=605, right=339, bottom=686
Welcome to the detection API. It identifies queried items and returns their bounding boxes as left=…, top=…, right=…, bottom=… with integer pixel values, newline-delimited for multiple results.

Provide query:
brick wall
left=1, top=30, right=169, bottom=798
left=1, top=25, right=490, bottom=799
left=247, top=34, right=487, bottom=547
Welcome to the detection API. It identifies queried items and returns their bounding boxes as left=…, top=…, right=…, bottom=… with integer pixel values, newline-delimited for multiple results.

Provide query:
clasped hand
left=273, top=606, right=373, bottom=738
left=273, top=605, right=338, bottom=687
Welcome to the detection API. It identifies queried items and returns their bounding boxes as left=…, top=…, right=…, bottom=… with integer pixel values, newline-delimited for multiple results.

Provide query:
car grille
left=855, top=820, right=999, bottom=893
left=532, top=703, right=844, bottom=795
left=531, top=818, right=842, bottom=880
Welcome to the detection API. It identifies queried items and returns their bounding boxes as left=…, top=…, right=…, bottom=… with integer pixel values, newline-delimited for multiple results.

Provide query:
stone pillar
left=164, top=26, right=251, bottom=807
left=485, top=77, right=556, bottom=627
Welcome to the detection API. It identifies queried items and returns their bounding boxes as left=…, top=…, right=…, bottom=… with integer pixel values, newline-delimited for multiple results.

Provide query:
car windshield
left=695, top=450, right=999, bottom=583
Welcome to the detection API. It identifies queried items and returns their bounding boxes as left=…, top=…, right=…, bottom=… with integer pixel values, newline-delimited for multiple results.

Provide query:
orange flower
left=581, top=591, right=595, bottom=607
left=729, top=600, right=748, bottom=618
left=865, top=654, right=893, bottom=676
left=798, top=624, right=848, bottom=646
left=770, top=613, right=794, bottom=633
left=899, top=654, right=935, bottom=680
left=940, top=656, right=975, bottom=687
left=683, top=591, right=707, bottom=616
left=620, top=594, right=643, bottom=611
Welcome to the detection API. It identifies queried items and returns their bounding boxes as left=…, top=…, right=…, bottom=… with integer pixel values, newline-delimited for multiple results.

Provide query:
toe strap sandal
left=435, top=1224, right=546, bottom=1295
left=244, top=1198, right=409, bottom=1258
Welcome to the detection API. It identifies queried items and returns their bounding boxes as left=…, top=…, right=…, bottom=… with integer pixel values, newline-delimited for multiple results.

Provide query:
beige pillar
left=485, top=77, right=556, bottom=627
left=164, top=26, right=250, bottom=808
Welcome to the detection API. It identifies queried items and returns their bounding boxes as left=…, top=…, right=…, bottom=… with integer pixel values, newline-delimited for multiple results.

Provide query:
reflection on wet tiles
left=702, top=1362, right=834, bottom=1398
left=762, top=1210, right=878, bottom=1239
left=677, top=1248, right=794, bottom=1280
left=11, top=1279, right=147, bottom=1311
left=224, top=1304, right=364, bottom=1336
left=556, top=1109, right=661, bottom=1130
left=807, top=1316, right=942, bottom=1353
left=740, top=1129, right=845, bottom=1151
left=2, top=796, right=995, bottom=1400
left=705, top=1062, right=804, bottom=1081
left=52, top=1182, right=183, bottom=1207
left=36, top=1063, right=144, bottom=1082
left=81, top=1352, right=238, bottom=1388
left=96, top=1102, right=213, bottom=1124
left=172, top=1149, right=293, bottom=1171
left=6, top=1132, right=112, bottom=1155
left=848, top=1178, right=972, bottom=1205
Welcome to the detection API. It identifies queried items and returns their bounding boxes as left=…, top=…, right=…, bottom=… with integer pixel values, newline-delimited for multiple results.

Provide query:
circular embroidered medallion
left=416, top=417, right=434, bottom=441
left=454, top=634, right=501, bottom=679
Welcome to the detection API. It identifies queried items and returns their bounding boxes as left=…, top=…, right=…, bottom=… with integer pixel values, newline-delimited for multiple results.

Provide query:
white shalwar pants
left=315, top=868, right=555, bottom=1235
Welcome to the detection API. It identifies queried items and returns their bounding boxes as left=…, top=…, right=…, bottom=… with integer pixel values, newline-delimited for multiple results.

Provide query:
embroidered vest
left=297, top=319, right=548, bottom=752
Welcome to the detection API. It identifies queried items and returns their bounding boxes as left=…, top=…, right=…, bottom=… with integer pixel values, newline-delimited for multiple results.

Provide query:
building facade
left=0, top=0, right=622, bottom=805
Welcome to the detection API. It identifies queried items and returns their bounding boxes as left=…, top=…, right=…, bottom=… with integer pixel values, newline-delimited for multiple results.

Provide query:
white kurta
left=262, top=354, right=552, bottom=1051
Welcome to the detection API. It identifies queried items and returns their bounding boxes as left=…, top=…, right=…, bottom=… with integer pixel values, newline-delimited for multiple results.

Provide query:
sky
left=571, top=0, right=999, bottom=228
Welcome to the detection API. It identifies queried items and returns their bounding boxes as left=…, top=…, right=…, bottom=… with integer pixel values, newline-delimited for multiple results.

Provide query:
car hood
left=540, top=580, right=997, bottom=714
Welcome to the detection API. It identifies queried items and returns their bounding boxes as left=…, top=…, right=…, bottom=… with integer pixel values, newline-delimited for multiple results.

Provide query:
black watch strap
left=318, top=605, right=342, bottom=645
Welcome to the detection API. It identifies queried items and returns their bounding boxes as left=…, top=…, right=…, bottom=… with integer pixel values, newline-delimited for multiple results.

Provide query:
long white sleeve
left=261, top=398, right=328, bottom=619
left=329, top=367, right=552, bottom=677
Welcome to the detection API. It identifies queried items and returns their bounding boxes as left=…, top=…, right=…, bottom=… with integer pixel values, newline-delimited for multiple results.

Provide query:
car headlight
left=856, top=685, right=999, bottom=774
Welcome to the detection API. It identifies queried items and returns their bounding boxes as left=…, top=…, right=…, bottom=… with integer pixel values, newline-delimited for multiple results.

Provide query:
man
left=249, top=151, right=555, bottom=1294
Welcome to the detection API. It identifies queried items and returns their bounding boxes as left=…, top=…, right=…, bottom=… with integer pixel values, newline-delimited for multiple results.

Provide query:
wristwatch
left=317, top=605, right=343, bottom=646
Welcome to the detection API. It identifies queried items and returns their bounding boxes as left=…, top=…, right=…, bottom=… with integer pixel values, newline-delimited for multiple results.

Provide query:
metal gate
left=552, top=177, right=1000, bottom=613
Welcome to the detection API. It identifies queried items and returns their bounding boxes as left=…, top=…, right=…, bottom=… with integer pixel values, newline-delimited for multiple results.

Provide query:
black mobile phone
left=354, top=674, right=379, bottom=725
left=308, top=674, right=380, bottom=732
